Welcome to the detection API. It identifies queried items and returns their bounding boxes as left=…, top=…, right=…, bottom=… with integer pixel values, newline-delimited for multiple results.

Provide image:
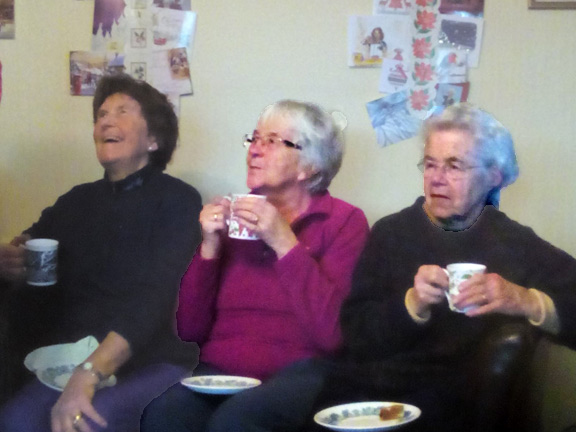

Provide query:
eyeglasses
left=417, top=158, right=482, bottom=180
left=243, top=132, right=302, bottom=151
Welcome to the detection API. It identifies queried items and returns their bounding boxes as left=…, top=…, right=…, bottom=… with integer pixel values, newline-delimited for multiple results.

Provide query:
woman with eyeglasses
left=141, top=100, right=369, bottom=431
left=300, top=103, right=576, bottom=431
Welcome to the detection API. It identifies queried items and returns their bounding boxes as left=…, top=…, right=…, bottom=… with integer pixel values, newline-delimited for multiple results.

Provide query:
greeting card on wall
left=435, top=82, right=470, bottom=108
left=152, top=0, right=192, bottom=10
left=436, top=48, right=468, bottom=83
left=70, top=51, right=125, bottom=96
left=373, top=0, right=412, bottom=15
left=438, top=14, right=484, bottom=67
left=92, top=0, right=129, bottom=53
left=151, top=7, right=196, bottom=54
left=379, top=58, right=412, bottom=94
left=0, top=0, right=15, bottom=39
left=149, top=47, right=192, bottom=95
left=439, top=0, right=484, bottom=16
left=348, top=15, right=412, bottom=68
left=366, top=91, right=422, bottom=147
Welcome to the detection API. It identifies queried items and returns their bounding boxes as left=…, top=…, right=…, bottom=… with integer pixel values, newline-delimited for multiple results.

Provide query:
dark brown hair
left=93, top=73, right=178, bottom=170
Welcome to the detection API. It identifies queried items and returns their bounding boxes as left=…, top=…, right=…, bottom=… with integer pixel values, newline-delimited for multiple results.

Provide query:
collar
left=416, top=195, right=497, bottom=232
left=104, top=164, right=159, bottom=194
left=248, top=190, right=333, bottom=226
left=291, top=190, right=332, bottom=226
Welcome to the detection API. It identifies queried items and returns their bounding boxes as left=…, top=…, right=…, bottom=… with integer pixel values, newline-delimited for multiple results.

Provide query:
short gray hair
left=259, top=100, right=344, bottom=194
left=422, top=103, right=519, bottom=207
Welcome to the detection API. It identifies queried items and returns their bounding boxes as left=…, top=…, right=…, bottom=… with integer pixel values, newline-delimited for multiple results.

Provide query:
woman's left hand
left=231, top=196, right=298, bottom=259
left=452, top=273, right=540, bottom=319
left=50, top=372, right=107, bottom=432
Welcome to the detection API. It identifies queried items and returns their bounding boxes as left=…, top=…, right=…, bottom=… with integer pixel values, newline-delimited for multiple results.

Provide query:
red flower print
left=412, top=37, right=432, bottom=59
left=414, top=62, right=434, bottom=83
left=389, top=0, right=405, bottom=9
left=416, top=10, right=437, bottom=32
left=410, top=89, right=430, bottom=111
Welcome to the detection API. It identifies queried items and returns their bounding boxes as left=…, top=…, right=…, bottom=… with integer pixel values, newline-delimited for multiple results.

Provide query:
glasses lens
left=243, top=134, right=253, bottom=148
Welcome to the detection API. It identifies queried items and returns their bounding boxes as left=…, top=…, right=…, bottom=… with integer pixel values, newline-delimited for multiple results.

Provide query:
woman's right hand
left=198, top=196, right=231, bottom=259
left=50, top=372, right=107, bottom=432
left=411, top=265, right=449, bottom=315
left=0, top=236, right=29, bottom=281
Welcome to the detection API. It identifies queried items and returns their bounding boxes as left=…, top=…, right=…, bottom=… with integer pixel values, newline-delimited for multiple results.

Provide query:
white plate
left=38, top=364, right=76, bottom=392
left=180, top=375, right=262, bottom=395
left=314, top=401, right=421, bottom=431
left=37, top=364, right=117, bottom=392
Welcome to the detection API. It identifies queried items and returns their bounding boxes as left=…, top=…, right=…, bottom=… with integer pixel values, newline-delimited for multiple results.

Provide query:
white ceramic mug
left=443, top=263, right=486, bottom=313
left=25, top=238, right=59, bottom=286
left=228, top=194, right=266, bottom=240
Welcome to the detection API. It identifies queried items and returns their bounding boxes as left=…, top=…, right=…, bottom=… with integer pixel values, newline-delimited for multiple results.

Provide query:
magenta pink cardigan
left=177, top=191, right=369, bottom=380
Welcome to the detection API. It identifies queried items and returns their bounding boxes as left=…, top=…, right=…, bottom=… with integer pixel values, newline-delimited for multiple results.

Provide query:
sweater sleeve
left=274, top=206, right=369, bottom=353
left=340, top=218, right=430, bottom=360
left=177, top=252, right=222, bottom=344
left=105, top=183, right=202, bottom=355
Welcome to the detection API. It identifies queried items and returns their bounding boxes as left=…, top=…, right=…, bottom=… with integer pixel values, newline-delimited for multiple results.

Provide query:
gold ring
left=73, top=414, right=82, bottom=425
left=213, top=213, right=218, bottom=221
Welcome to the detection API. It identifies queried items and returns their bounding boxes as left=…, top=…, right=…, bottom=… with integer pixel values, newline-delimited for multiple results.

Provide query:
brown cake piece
left=379, top=404, right=404, bottom=421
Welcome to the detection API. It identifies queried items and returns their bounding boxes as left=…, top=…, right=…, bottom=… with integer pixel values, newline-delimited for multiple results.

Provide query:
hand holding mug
left=230, top=195, right=298, bottom=259
left=0, top=243, right=26, bottom=281
left=199, top=196, right=231, bottom=259
left=412, top=265, right=450, bottom=315
left=453, top=272, right=540, bottom=319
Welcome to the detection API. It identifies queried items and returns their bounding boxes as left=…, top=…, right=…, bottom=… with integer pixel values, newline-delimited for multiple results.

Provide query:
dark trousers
left=0, top=362, right=190, bottom=432
left=141, top=359, right=330, bottom=432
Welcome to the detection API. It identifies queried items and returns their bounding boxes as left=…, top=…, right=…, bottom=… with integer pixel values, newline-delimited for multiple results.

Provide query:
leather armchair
left=465, top=321, right=540, bottom=432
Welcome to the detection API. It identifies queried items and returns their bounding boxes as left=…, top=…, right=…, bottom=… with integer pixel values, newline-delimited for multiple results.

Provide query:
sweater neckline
left=104, top=164, right=159, bottom=194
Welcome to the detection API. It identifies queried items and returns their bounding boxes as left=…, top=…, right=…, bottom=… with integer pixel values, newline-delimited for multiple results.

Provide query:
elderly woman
left=141, top=99, right=369, bottom=431
left=0, top=74, right=202, bottom=431
left=303, top=103, right=576, bottom=431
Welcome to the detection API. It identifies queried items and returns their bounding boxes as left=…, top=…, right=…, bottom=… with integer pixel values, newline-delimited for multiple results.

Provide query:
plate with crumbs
left=181, top=375, right=262, bottom=395
left=313, top=401, right=421, bottom=431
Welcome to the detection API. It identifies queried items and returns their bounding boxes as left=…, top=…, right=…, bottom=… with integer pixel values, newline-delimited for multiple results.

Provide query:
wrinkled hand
left=232, top=196, right=298, bottom=258
left=0, top=242, right=27, bottom=282
left=453, top=273, right=539, bottom=319
left=50, top=372, right=107, bottom=432
left=198, top=196, right=231, bottom=259
left=411, top=265, right=449, bottom=315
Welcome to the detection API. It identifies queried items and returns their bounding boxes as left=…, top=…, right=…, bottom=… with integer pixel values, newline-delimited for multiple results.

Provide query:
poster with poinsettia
left=407, top=0, right=441, bottom=119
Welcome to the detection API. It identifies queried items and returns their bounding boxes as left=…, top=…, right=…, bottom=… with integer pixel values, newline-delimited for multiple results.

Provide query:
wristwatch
left=76, top=361, right=108, bottom=383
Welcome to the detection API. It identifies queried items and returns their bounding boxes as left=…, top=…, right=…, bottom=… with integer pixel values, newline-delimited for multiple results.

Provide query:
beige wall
left=1, top=1, right=575, bottom=428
